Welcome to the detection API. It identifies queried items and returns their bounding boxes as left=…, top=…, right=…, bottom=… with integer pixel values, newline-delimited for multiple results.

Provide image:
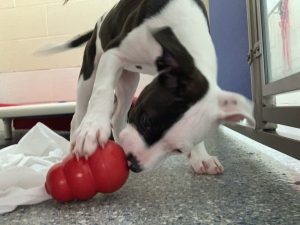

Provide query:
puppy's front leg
left=112, top=71, right=140, bottom=143
left=72, top=49, right=125, bottom=157
left=189, top=141, right=224, bottom=175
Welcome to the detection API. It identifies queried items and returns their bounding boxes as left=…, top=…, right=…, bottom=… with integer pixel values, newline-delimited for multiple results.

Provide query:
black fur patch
left=127, top=153, right=142, bottom=172
left=143, top=0, right=172, bottom=18
left=80, top=0, right=208, bottom=80
left=100, top=0, right=171, bottom=50
left=80, top=25, right=97, bottom=80
left=128, top=27, right=209, bottom=146
left=153, top=28, right=194, bottom=73
left=69, top=30, right=93, bottom=48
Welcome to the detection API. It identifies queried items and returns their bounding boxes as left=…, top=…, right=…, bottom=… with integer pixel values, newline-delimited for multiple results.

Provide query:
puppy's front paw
left=71, top=115, right=111, bottom=157
left=189, top=155, right=224, bottom=175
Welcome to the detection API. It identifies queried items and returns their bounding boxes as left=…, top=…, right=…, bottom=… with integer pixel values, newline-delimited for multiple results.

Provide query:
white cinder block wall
left=0, top=0, right=118, bottom=72
left=0, top=0, right=209, bottom=72
left=0, top=0, right=120, bottom=133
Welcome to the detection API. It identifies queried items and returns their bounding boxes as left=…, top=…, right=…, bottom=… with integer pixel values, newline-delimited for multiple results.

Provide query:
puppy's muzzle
left=127, top=153, right=142, bottom=173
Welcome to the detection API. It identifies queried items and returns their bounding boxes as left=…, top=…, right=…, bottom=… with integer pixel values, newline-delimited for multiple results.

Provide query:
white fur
left=36, top=43, right=70, bottom=55
left=67, top=0, right=255, bottom=173
left=72, top=48, right=125, bottom=156
left=119, top=87, right=221, bottom=171
left=119, top=124, right=172, bottom=170
left=112, top=71, right=140, bottom=143
left=189, top=141, right=224, bottom=175
left=70, top=18, right=104, bottom=155
left=120, top=86, right=254, bottom=171
left=145, top=0, right=218, bottom=81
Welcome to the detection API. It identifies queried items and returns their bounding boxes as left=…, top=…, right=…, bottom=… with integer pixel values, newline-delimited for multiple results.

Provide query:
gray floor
left=0, top=128, right=299, bottom=225
left=0, top=131, right=25, bottom=148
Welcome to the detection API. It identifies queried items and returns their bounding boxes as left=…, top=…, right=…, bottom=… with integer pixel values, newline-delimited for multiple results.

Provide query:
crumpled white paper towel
left=0, top=123, right=69, bottom=214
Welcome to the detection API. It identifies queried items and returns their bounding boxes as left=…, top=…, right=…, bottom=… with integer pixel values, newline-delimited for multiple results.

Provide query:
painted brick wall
left=0, top=0, right=209, bottom=73
left=0, top=0, right=118, bottom=72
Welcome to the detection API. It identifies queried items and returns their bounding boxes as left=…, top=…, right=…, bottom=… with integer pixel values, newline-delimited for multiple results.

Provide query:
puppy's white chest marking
left=119, top=25, right=163, bottom=75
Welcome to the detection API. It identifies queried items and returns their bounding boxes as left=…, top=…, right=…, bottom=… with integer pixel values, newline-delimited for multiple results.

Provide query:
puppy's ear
left=155, top=52, right=179, bottom=71
left=158, top=71, right=179, bottom=90
left=153, top=27, right=194, bottom=73
left=218, top=90, right=255, bottom=127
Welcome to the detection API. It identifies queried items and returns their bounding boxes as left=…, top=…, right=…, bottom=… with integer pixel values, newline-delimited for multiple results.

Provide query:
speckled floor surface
left=0, top=127, right=299, bottom=225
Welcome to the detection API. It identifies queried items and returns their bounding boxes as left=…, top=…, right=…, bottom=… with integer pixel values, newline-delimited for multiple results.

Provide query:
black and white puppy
left=46, top=0, right=255, bottom=174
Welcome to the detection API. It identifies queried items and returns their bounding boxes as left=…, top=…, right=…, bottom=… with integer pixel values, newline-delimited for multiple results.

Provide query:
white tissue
left=0, top=123, right=69, bottom=214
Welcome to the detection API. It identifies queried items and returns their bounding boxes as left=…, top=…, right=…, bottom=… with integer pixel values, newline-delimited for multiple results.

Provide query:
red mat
left=0, top=103, right=72, bottom=131
left=0, top=97, right=137, bottom=131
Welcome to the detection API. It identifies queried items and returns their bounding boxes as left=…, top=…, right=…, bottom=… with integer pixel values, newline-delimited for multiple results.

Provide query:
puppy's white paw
left=71, top=115, right=111, bottom=157
left=189, top=154, right=224, bottom=175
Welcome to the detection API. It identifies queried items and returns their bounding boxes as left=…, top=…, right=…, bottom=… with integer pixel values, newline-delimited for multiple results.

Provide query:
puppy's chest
left=123, top=64, right=156, bottom=75
left=106, top=24, right=162, bottom=75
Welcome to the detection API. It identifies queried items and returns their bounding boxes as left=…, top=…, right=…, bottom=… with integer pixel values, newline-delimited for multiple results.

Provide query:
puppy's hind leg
left=112, top=71, right=140, bottom=143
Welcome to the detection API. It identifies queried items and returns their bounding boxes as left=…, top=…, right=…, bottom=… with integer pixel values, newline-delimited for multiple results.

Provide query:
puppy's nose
left=127, top=153, right=142, bottom=173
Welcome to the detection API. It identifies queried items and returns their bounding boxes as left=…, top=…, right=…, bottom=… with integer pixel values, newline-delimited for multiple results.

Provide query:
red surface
left=45, top=141, right=129, bottom=202
left=0, top=97, right=136, bottom=131
left=13, top=115, right=72, bottom=131
left=0, top=102, right=72, bottom=131
left=63, top=156, right=97, bottom=200
left=45, top=162, right=74, bottom=202
left=0, top=103, right=17, bottom=107
left=88, top=141, right=129, bottom=193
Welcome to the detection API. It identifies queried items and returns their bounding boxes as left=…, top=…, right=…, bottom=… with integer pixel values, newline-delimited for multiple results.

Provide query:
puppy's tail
left=36, top=30, right=93, bottom=55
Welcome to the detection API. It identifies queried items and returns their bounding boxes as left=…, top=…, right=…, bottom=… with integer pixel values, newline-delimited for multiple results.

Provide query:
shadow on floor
left=0, top=128, right=299, bottom=225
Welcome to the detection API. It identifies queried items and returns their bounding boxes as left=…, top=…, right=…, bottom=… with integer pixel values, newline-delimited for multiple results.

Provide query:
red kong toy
left=45, top=140, right=129, bottom=202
